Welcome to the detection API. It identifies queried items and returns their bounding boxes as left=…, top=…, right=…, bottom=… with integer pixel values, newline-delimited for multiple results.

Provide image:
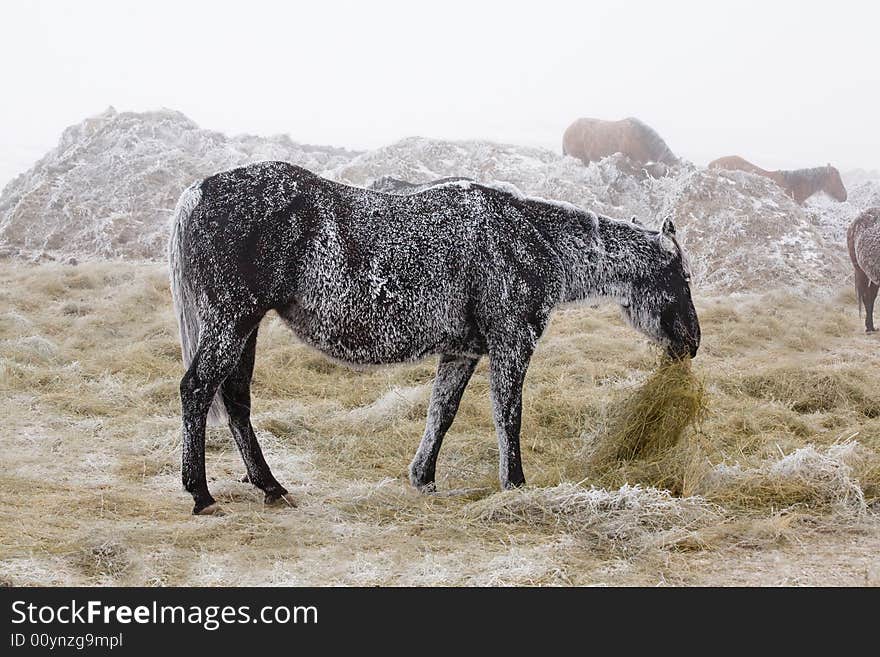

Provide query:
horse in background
left=562, top=117, right=679, bottom=170
left=168, top=161, right=699, bottom=514
left=708, top=155, right=847, bottom=204
left=848, top=208, right=880, bottom=333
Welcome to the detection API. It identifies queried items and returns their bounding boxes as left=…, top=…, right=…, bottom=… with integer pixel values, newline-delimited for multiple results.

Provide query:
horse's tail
left=168, top=182, right=228, bottom=426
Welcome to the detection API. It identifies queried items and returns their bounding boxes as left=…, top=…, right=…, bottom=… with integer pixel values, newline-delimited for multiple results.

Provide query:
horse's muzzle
left=667, top=338, right=699, bottom=360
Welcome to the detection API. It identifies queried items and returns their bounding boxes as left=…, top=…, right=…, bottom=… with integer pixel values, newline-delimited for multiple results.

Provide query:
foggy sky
left=1, top=0, right=878, bottom=187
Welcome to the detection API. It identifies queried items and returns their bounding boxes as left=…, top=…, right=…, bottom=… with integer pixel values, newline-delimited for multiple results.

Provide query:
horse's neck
left=554, top=215, right=644, bottom=304
left=776, top=169, right=823, bottom=203
left=742, top=160, right=772, bottom=178
left=767, top=169, right=787, bottom=188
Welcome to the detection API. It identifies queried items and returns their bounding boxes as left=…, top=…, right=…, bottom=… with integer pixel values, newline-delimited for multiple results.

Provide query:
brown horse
left=562, top=117, right=678, bottom=167
left=708, top=155, right=847, bottom=204
left=848, top=208, right=880, bottom=333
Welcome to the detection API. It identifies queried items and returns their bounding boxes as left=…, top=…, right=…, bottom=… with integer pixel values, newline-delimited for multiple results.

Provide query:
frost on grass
left=0, top=557, right=79, bottom=587
left=702, top=441, right=868, bottom=515
left=465, top=484, right=721, bottom=553
left=2, top=335, right=58, bottom=361
left=2, top=259, right=879, bottom=585
left=342, top=384, right=429, bottom=425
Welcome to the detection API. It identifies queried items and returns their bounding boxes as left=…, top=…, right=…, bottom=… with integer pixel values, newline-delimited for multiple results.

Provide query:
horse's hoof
left=264, top=492, right=297, bottom=508
left=239, top=474, right=250, bottom=483
left=413, top=481, right=436, bottom=494
left=502, top=479, right=526, bottom=491
left=193, top=502, right=224, bottom=516
left=867, top=329, right=877, bottom=334
left=408, top=467, right=436, bottom=492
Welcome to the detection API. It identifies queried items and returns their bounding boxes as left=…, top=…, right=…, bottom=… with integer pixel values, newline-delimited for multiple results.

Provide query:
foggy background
left=1, top=0, right=877, bottom=187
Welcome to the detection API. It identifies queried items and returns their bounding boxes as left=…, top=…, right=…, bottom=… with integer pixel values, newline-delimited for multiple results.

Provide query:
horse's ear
left=657, top=217, right=678, bottom=254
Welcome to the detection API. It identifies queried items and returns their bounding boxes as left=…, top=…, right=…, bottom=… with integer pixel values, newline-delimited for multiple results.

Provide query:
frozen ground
left=1, top=261, right=878, bottom=586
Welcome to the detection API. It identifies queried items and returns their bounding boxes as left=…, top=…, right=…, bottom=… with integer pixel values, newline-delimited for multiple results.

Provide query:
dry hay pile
left=582, top=359, right=708, bottom=495
left=739, top=368, right=880, bottom=417
left=465, top=484, right=721, bottom=554
left=701, top=441, right=868, bottom=516
left=466, top=355, right=879, bottom=552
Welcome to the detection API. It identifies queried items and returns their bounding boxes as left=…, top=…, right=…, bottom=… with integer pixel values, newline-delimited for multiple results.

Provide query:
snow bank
left=2, top=109, right=877, bottom=293
left=0, top=107, right=359, bottom=259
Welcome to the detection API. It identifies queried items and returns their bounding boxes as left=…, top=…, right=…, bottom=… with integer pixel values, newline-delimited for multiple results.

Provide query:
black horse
left=169, top=162, right=700, bottom=514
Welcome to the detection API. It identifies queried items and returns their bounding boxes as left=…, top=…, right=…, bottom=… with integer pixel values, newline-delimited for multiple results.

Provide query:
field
left=1, top=260, right=879, bottom=586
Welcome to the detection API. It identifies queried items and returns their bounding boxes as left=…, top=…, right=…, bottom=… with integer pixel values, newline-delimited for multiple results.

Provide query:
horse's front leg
left=488, top=336, right=535, bottom=490
left=409, top=354, right=479, bottom=492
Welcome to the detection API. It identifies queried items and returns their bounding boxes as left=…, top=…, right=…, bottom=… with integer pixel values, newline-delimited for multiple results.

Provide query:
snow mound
left=805, top=173, right=880, bottom=246
left=0, top=107, right=359, bottom=259
left=2, top=112, right=876, bottom=292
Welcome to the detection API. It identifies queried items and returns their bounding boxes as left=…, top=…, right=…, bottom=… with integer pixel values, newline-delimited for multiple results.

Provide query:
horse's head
left=823, top=164, right=848, bottom=202
left=619, top=217, right=700, bottom=360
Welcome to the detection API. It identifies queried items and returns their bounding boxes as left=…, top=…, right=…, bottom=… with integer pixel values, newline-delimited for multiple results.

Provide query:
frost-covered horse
left=562, top=117, right=679, bottom=168
left=169, top=162, right=700, bottom=514
left=848, top=208, right=880, bottom=333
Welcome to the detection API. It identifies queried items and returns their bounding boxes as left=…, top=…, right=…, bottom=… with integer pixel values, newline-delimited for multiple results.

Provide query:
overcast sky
left=1, top=0, right=878, bottom=187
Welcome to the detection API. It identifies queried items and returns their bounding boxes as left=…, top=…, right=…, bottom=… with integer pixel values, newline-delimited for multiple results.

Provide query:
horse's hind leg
left=865, top=281, right=879, bottom=333
left=180, top=320, right=256, bottom=515
left=220, top=326, right=294, bottom=507
left=409, top=354, right=479, bottom=492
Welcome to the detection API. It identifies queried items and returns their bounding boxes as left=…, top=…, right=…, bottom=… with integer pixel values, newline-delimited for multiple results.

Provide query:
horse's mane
left=623, top=117, right=679, bottom=164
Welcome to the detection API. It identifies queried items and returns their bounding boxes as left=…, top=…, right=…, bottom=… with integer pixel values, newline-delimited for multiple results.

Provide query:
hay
left=3, top=260, right=880, bottom=585
left=740, top=368, right=880, bottom=417
left=701, top=441, right=868, bottom=515
left=465, top=483, right=721, bottom=552
left=583, top=359, right=707, bottom=493
left=589, top=359, right=706, bottom=462
left=342, top=384, right=430, bottom=425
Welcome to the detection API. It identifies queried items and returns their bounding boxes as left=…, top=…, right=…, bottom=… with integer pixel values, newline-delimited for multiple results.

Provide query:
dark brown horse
left=848, top=208, right=880, bottom=333
left=562, top=117, right=678, bottom=168
left=708, top=155, right=847, bottom=204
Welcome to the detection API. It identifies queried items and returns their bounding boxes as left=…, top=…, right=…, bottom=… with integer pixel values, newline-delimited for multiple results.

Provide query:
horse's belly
left=277, top=296, right=473, bottom=365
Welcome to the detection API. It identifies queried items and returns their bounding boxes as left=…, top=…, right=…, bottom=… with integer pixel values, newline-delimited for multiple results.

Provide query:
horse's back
left=197, top=161, right=314, bottom=217
left=563, top=117, right=676, bottom=166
